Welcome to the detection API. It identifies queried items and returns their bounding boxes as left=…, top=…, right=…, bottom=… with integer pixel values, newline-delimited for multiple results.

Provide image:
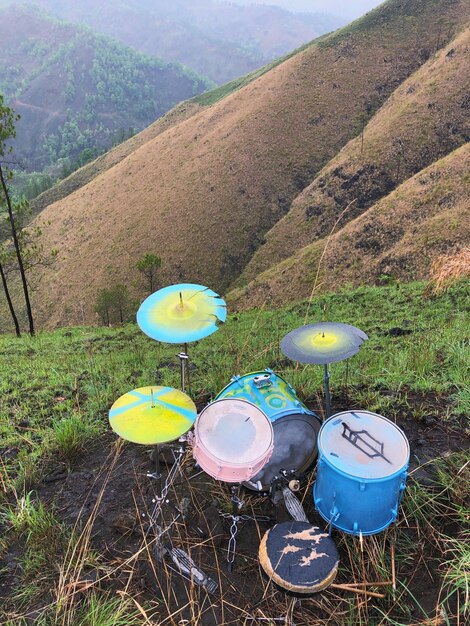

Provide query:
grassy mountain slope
left=228, top=142, right=470, bottom=309
left=30, top=101, right=204, bottom=214
left=0, top=4, right=212, bottom=171
left=239, top=26, right=470, bottom=283
left=0, top=0, right=342, bottom=84
left=23, top=0, right=470, bottom=329
left=29, top=40, right=314, bottom=213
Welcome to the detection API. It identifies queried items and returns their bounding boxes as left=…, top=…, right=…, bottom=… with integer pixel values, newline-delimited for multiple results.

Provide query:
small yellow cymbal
left=109, top=386, right=196, bottom=445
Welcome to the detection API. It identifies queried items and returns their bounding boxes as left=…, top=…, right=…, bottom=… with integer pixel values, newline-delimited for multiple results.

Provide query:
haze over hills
left=231, top=1, right=384, bottom=20
left=0, top=4, right=212, bottom=172
left=10, top=0, right=468, bottom=330
left=0, top=0, right=343, bottom=84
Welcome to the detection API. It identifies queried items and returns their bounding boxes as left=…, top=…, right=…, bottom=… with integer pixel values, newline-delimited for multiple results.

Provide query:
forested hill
left=0, top=4, right=213, bottom=172
left=0, top=0, right=343, bottom=84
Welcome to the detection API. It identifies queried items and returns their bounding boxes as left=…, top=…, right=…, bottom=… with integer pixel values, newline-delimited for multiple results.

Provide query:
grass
left=0, top=279, right=469, bottom=625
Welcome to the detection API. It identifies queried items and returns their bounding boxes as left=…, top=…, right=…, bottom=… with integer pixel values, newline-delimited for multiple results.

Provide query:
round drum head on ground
left=259, top=521, right=339, bottom=594
left=109, top=386, right=196, bottom=445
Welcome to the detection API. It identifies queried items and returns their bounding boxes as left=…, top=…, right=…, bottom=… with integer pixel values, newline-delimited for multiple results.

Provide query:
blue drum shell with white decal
left=314, top=410, right=409, bottom=536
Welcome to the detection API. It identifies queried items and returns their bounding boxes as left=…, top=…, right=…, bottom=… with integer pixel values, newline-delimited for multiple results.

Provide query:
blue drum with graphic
left=216, top=370, right=321, bottom=491
left=314, top=410, right=409, bottom=535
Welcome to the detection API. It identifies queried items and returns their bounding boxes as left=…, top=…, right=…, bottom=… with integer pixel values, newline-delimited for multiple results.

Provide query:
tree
left=0, top=96, right=22, bottom=335
left=0, top=95, right=35, bottom=335
left=94, top=284, right=129, bottom=325
left=136, top=253, right=162, bottom=294
left=110, top=284, right=129, bottom=324
left=94, top=288, right=113, bottom=326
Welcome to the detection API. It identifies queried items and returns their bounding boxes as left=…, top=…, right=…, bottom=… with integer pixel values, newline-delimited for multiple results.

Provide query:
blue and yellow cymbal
left=109, top=386, right=197, bottom=445
left=281, top=322, right=368, bottom=365
left=137, top=283, right=227, bottom=344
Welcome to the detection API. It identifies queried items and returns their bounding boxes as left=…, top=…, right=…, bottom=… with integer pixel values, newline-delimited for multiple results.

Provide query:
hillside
left=19, top=0, right=470, bottom=329
left=0, top=4, right=212, bottom=171
left=238, top=26, right=470, bottom=283
left=30, top=101, right=205, bottom=214
left=0, top=0, right=343, bottom=84
left=228, top=142, right=470, bottom=309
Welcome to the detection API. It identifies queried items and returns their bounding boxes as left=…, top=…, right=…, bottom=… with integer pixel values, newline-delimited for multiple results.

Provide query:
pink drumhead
left=193, top=399, right=274, bottom=483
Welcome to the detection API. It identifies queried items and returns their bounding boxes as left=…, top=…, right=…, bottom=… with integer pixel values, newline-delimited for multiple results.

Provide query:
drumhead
left=244, top=413, right=321, bottom=491
left=259, top=521, right=339, bottom=594
left=193, top=399, right=274, bottom=482
left=319, top=410, right=409, bottom=479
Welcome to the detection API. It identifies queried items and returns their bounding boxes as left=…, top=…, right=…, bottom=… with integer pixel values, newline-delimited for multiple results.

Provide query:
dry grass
left=427, top=248, right=470, bottom=295
left=18, top=0, right=470, bottom=329
left=3, top=445, right=466, bottom=626
left=229, top=142, right=470, bottom=310
left=30, top=101, right=204, bottom=215
left=239, top=25, right=470, bottom=285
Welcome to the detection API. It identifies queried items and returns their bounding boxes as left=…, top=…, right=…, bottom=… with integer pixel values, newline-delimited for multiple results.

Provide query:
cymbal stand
left=146, top=442, right=216, bottom=592
left=219, top=485, right=271, bottom=573
left=323, top=364, right=331, bottom=419
left=177, top=345, right=192, bottom=395
left=146, top=440, right=206, bottom=537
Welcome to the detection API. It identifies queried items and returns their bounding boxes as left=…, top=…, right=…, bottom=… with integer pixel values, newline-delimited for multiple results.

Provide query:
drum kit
left=108, top=283, right=410, bottom=596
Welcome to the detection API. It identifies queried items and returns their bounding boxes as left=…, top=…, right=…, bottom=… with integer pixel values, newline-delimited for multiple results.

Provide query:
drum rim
left=242, top=411, right=321, bottom=491
left=318, top=409, right=410, bottom=481
left=194, top=398, right=274, bottom=467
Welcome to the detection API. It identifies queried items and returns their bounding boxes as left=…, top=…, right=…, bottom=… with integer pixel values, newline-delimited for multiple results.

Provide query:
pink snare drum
left=192, top=399, right=274, bottom=483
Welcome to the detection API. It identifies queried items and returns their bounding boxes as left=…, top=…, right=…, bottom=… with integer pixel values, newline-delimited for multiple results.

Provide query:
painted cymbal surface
left=281, top=322, right=368, bottom=364
left=137, top=283, right=227, bottom=344
left=259, top=521, right=339, bottom=594
left=109, top=386, right=197, bottom=444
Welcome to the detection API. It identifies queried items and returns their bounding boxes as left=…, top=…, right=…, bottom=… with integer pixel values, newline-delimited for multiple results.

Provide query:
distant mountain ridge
left=1, top=0, right=469, bottom=330
left=0, top=4, right=212, bottom=171
left=0, top=0, right=343, bottom=83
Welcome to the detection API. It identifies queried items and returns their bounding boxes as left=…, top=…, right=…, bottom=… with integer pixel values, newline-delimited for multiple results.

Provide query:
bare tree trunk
left=0, top=259, right=21, bottom=336
left=0, top=164, right=34, bottom=336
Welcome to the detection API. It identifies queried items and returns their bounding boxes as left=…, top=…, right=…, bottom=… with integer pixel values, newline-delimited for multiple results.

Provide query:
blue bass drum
left=314, top=410, right=409, bottom=536
left=215, top=370, right=321, bottom=491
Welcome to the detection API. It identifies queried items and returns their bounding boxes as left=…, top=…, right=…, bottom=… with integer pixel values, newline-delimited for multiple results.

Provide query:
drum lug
left=359, top=481, right=366, bottom=492
left=253, top=373, right=272, bottom=389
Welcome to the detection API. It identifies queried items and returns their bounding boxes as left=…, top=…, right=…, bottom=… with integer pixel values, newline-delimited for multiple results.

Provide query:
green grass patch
left=1, top=280, right=468, bottom=486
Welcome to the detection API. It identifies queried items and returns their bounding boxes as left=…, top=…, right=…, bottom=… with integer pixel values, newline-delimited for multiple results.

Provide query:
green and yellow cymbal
left=109, top=386, right=197, bottom=445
